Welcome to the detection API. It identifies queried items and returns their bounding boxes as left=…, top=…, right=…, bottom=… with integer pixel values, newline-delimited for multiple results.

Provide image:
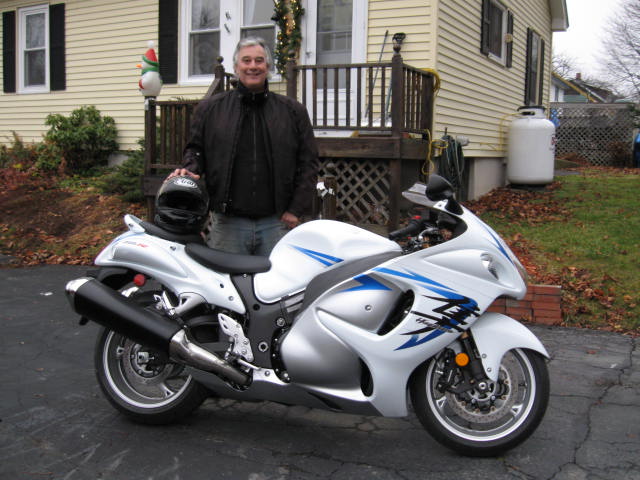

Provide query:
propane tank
left=507, top=106, right=556, bottom=185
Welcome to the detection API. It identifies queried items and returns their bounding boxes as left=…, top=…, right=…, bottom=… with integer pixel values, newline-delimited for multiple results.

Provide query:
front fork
left=436, top=331, right=492, bottom=395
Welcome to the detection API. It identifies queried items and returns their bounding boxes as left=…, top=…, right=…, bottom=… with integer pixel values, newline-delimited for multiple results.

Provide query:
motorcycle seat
left=140, top=221, right=205, bottom=245
left=185, top=243, right=272, bottom=274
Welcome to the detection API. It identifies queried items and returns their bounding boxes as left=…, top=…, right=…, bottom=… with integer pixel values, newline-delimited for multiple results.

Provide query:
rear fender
left=87, top=267, right=134, bottom=289
left=470, top=313, right=549, bottom=382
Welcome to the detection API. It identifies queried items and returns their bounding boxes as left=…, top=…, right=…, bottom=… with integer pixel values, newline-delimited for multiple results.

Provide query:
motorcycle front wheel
left=410, top=348, right=549, bottom=457
left=94, top=287, right=208, bottom=424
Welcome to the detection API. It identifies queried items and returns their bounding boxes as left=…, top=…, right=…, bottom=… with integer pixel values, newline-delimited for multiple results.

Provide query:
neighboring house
left=1, top=0, right=568, bottom=199
left=551, top=71, right=620, bottom=103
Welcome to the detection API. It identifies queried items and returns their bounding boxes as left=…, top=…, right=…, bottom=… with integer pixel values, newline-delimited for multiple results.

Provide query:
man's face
left=234, top=45, right=268, bottom=92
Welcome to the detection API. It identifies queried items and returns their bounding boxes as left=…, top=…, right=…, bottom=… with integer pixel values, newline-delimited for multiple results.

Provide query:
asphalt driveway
left=1, top=266, right=638, bottom=479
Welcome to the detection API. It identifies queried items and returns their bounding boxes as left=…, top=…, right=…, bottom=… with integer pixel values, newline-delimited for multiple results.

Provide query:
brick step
left=486, top=285, right=562, bottom=326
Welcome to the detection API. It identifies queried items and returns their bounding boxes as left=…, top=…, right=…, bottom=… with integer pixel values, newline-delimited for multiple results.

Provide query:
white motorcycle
left=66, top=174, right=549, bottom=456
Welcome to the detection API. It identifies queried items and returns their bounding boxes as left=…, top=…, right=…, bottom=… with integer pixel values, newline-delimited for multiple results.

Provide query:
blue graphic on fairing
left=399, top=328, right=448, bottom=349
left=374, top=267, right=479, bottom=350
left=340, top=274, right=391, bottom=292
left=481, top=223, right=514, bottom=265
left=374, top=267, right=451, bottom=293
left=291, top=246, right=343, bottom=267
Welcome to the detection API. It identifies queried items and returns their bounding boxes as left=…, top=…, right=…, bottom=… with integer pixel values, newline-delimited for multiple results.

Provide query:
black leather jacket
left=182, top=84, right=319, bottom=218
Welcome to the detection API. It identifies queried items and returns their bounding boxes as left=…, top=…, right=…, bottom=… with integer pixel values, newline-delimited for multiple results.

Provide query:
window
left=2, top=3, right=65, bottom=94
left=188, top=0, right=220, bottom=77
left=316, top=0, right=353, bottom=88
left=480, top=0, right=513, bottom=67
left=241, top=0, right=275, bottom=50
left=176, top=0, right=277, bottom=84
left=19, top=5, right=49, bottom=92
left=525, top=29, right=545, bottom=105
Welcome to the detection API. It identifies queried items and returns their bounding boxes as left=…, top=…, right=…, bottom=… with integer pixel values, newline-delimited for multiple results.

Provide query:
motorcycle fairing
left=279, top=204, right=530, bottom=417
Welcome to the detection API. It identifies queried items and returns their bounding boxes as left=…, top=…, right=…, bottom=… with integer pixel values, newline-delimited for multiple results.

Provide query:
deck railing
left=143, top=47, right=435, bottom=228
left=285, top=57, right=434, bottom=135
left=144, top=50, right=434, bottom=169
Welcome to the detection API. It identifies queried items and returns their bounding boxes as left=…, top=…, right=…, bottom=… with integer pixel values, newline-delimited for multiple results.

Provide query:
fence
left=551, top=102, right=636, bottom=166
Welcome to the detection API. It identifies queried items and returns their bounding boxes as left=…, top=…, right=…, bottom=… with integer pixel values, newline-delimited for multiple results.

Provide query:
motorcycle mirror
left=425, top=174, right=453, bottom=201
left=425, top=175, right=463, bottom=215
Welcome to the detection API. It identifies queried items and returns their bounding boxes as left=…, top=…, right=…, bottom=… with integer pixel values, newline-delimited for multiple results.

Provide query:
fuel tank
left=253, top=220, right=401, bottom=302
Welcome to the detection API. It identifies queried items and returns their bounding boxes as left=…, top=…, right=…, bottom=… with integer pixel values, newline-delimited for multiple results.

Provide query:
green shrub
left=44, top=106, right=118, bottom=174
left=33, top=140, right=63, bottom=173
left=0, top=133, right=64, bottom=174
left=97, top=141, right=144, bottom=203
left=0, top=132, right=37, bottom=168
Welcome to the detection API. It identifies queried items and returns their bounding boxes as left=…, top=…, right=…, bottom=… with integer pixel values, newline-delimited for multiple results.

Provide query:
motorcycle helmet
left=155, top=175, right=209, bottom=234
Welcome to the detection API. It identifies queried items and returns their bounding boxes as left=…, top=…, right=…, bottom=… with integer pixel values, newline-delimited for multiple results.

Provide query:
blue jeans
left=207, top=213, right=287, bottom=256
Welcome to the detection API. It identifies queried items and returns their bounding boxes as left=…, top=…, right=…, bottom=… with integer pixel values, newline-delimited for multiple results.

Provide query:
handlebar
left=388, top=216, right=425, bottom=241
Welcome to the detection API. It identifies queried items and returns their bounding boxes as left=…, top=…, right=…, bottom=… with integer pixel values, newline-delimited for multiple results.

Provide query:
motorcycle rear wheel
left=94, top=287, right=208, bottom=424
left=410, top=348, right=549, bottom=457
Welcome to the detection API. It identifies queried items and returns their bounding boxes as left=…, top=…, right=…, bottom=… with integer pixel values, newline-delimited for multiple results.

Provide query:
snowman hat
left=141, top=41, right=159, bottom=71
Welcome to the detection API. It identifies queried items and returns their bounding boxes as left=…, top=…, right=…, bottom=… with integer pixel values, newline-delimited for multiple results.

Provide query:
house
left=1, top=0, right=568, bottom=213
left=551, top=71, right=620, bottom=103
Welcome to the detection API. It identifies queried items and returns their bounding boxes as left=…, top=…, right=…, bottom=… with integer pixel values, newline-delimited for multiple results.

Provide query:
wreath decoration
left=272, top=0, right=304, bottom=76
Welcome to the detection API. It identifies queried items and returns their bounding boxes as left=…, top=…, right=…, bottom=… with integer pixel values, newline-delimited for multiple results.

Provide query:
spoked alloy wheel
left=94, top=287, right=208, bottom=424
left=411, top=348, right=549, bottom=456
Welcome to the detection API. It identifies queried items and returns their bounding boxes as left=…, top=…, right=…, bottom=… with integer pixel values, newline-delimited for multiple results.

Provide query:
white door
left=302, top=0, right=367, bottom=129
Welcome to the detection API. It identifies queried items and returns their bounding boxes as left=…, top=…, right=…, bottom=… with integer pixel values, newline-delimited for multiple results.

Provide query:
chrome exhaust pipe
left=169, top=330, right=249, bottom=385
left=65, top=277, right=249, bottom=385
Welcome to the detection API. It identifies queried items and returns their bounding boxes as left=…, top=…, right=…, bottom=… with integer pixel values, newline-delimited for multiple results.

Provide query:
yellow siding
left=435, top=0, right=553, bottom=157
left=1, top=0, right=238, bottom=151
left=3, top=1, right=148, bottom=149
left=1, top=0, right=554, bottom=159
left=366, top=0, right=555, bottom=158
left=367, top=0, right=437, bottom=66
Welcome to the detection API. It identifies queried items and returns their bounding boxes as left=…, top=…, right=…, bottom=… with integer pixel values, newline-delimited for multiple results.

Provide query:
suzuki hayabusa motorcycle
left=66, top=174, right=549, bottom=457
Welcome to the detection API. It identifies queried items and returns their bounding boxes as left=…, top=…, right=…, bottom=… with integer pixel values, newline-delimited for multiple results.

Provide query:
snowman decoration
left=137, top=41, right=162, bottom=97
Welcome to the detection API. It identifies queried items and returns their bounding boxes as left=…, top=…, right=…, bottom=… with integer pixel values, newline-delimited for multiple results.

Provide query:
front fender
left=470, top=312, right=549, bottom=382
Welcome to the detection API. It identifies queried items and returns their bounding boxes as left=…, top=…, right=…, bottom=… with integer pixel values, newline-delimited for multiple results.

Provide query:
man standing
left=169, top=37, right=318, bottom=256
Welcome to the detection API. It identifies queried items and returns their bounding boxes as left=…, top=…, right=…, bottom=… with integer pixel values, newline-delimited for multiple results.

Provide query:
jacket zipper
left=221, top=100, right=245, bottom=214
left=252, top=108, right=257, bottom=204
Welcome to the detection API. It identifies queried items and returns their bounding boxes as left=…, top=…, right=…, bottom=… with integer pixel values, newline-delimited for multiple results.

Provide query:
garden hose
left=420, top=68, right=443, bottom=178
left=437, top=133, right=465, bottom=196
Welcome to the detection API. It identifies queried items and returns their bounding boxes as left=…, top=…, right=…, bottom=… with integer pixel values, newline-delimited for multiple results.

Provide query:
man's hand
left=281, top=212, right=300, bottom=229
left=167, top=168, right=201, bottom=180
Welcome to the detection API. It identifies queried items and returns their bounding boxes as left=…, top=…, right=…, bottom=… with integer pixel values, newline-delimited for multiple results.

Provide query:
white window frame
left=179, top=0, right=278, bottom=86
left=17, top=4, right=49, bottom=94
left=486, top=0, right=509, bottom=65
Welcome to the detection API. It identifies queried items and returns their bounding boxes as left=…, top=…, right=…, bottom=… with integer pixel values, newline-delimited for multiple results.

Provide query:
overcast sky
left=552, top=0, right=624, bottom=77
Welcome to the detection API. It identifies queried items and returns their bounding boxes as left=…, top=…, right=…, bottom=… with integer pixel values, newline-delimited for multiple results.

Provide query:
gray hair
left=232, top=36, right=273, bottom=71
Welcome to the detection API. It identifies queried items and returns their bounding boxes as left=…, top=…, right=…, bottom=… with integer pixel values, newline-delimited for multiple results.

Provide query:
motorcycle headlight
left=480, top=253, right=499, bottom=280
left=481, top=253, right=499, bottom=279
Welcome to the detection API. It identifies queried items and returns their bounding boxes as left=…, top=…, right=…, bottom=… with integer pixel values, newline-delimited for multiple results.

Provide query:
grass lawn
left=474, top=168, right=639, bottom=334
